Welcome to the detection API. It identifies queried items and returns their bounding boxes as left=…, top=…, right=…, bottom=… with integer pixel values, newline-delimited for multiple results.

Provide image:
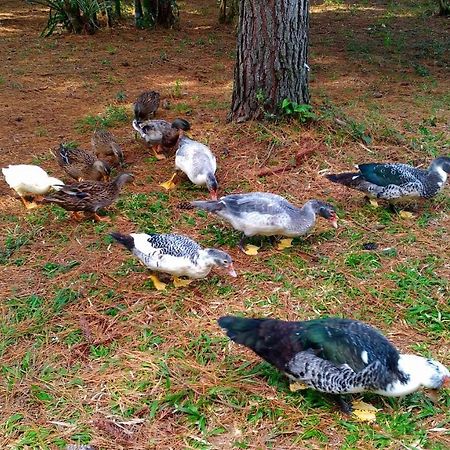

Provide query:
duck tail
left=110, top=232, right=135, bottom=251
left=58, top=143, right=71, bottom=165
left=218, top=316, right=298, bottom=370
left=172, top=118, right=191, bottom=131
left=325, top=172, right=361, bottom=188
left=218, top=316, right=266, bottom=347
left=190, top=199, right=223, bottom=212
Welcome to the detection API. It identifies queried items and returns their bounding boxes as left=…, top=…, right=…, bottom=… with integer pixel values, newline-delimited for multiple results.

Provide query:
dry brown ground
left=0, top=0, right=449, bottom=449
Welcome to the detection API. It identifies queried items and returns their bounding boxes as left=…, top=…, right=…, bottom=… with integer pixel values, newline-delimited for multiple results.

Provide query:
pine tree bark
left=229, top=0, right=310, bottom=122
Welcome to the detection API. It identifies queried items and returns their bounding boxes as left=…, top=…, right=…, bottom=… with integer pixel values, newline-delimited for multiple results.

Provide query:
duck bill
left=102, top=175, right=110, bottom=182
left=329, top=217, right=338, bottom=229
left=210, top=190, right=218, bottom=201
left=227, top=264, right=237, bottom=277
left=443, top=375, right=450, bottom=388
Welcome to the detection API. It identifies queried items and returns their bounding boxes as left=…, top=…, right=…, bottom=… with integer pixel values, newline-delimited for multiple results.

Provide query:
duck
left=55, top=144, right=111, bottom=182
left=132, top=118, right=190, bottom=159
left=218, top=316, right=450, bottom=417
left=189, top=193, right=338, bottom=254
left=133, top=90, right=160, bottom=122
left=160, top=135, right=218, bottom=199
left=41, top=173, right=133, bottom=222
left=91, top=129, right=124, bottom=167
left=2, top=164, right=64, bottom=209
left=325, top=156, right=450, bottom=203
left=110, top=232, right=237, bottom=290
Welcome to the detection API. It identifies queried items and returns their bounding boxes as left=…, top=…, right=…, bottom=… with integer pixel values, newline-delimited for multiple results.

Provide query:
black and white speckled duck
left=190, top=193, right=338, bottom=253
left=325, top=156, right=450, bottom=201
left=110, top=232, right=237, bottom=290
left=218, top=316, right=449, bottom=412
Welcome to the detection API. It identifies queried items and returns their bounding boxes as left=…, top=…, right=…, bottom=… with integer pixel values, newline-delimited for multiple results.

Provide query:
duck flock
left=2, top=90, right=449, bottom=420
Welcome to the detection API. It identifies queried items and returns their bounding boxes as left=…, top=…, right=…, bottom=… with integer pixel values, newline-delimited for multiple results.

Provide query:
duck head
left=93, top=160, right=111, bottom=182
left=310, top=200, right=338, bottom=228
left=113, top=173, right=134, bottom=187
left=205, top=249, right=237, bottom=277
left=206, top=173, right=219, bottom=200
left=381, top=354, right=450, bottom=397
left=430, top=156, right=450, bottom=175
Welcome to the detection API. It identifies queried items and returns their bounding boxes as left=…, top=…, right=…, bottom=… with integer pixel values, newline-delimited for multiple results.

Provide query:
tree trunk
left=150, top=0, right=178, bottom=28
left=438, top=0, right=449, bottom=15
left=115, top=0, right=122, bottom=18
left=219, top=0, right=227, bottom=23
left=219, top=0, right=238, bottom=24
left=63, top=0, right=84, bottom=34
left=229, top=0, right=310, bottom=122
left=135, top=0, right=143, bottom=26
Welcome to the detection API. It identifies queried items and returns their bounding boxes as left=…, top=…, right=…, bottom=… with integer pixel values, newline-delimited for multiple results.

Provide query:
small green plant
left=106, top=44, right=116, bottom=54
left=172, top=80, right=182, bottom=98
left=29, top=0, right=104, bottom=37
left=115, top=90, right=127, bottom=102
left=281, top=99, right=317, bottom=123
left=413, top=64, right=430, bottom=77
left=75, top=105, right=130, bottom=132
left=172, top=102, right=192, bottom=114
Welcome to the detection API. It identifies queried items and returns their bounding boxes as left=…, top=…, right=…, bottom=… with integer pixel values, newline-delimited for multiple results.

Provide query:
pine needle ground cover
left=0, top=0, right=448, bottom=448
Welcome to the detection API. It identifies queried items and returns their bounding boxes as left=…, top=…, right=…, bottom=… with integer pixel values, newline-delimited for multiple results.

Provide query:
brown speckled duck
left=133, top=91, right=160, bottom=122
left=56, top=144, right=111, bottom=182
left=41, top=173, right=133, bottom=222
left=132, top=118, right=190, bottom=159
left=91, top=129, right=124, bottom=167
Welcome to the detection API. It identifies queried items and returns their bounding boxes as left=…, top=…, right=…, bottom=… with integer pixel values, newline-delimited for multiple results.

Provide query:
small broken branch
left=257, top=146, right=317, bottom=177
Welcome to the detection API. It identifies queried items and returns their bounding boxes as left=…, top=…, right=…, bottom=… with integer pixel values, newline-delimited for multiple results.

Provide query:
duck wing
left=141, top=234, right=202, bottom=263
left=43, top=181, right=116, bottom=212
left=221, top=193, right=295, bottom=217
left=358, top=163, right=421, bottom=186
left=218, top=316, right=400, bottom=375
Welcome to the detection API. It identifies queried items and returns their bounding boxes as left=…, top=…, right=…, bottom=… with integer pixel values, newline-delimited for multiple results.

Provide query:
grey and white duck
left=110, top=232, right=237, bottom=290
left=161, top=135, right=218, bottom=199
left=132, top=118, right=190, bottom=159
left=325, top=156, right=450, bottom=202
left=189, top=193, right=338, bottom=254
left=218, top=316, right=449, bottom=417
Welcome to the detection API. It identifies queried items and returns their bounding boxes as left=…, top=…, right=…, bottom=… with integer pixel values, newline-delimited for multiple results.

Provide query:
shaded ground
left=0, top=0, right=449, bottom=449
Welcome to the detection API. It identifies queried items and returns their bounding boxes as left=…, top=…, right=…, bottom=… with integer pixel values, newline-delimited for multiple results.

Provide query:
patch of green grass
left=42, top=260, right=80, bottom=278
left=0, top=225, right=42, bottom=265
left=75, top=105, right=130, bottom=133
left=345, top=252, right=381, bottom=279
left=172, top=102, right=192, bottom=115
left=116, top=192, right=174, bottom=232
left=53, top=288, right=79, bottom=313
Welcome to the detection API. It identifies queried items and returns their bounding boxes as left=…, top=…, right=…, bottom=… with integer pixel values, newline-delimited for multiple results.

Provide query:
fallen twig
left=257, top=146, right=317, bottom=177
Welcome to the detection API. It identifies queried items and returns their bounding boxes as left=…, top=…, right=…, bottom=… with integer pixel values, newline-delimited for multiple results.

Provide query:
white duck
left=110, top=232, right=237, bottom=290
left=160, top=135, right=218, bottom=199
left=2, top=164, right=64, bottom=209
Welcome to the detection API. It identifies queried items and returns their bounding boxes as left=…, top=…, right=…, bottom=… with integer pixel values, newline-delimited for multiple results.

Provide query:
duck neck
left=428, top=159, right=448, bottom=183
left=288, top=201, right=317, bottom=233
left=195, top=250, right=216, bottom=276
left=113, top=174, right=130, bottom=188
